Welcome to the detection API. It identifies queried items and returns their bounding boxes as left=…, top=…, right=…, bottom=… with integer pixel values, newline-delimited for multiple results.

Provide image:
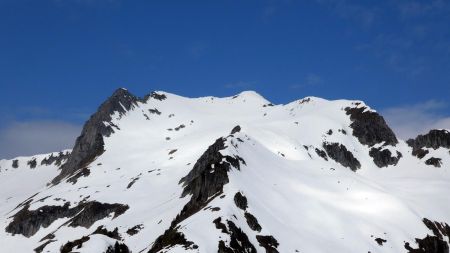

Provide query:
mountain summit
left=1, top=90, right=449, bottom=253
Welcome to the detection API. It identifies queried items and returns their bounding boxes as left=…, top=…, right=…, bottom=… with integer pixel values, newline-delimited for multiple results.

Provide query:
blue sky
left=1, top=0, right=450, bottom=158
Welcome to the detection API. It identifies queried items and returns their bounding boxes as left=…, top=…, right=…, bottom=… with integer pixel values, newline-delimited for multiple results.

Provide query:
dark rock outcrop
left=149, top=133, right=245, bottom=252
left=40, top=151, right=71, bottom=166
left=176, top=136, right=243, bottom=224
left=234, top=192, right=248, bottom=211
left=6, top=202, right=73, bottom=237
left=92, top=226, right=121, bottom=240
left=323, top=142, right=361, bottom=171
left=60, top=235, right=129, bottom=253
left=214, top=217, right=259, bottom=252
left=145, top=91, right=167, bottom=101
left=213, top=217, right=228, bottom=234
left=68, top=201, right=128, bottom=228
left=412, top=148, right=429, bottom=159
left=218, top=240, right=234, bottom=253
left=126, top=224, right=143, bottom=236
left=405, top=218, right=450, bottom=253
left=68, top=167, right=90, bottom=184
left=422, top=218, right=450, bottom=240
left=34, top=239, right=55, bottom=253
left=345, top=106, right=398, bottom=146
left=407, top=130, right=450, bottom=152
left=6, top=201, right=128, bottom=237
left=405, top=235, right=449, bottom=253
left=148, top=228, right=195, bottom=253
left=408, top=130, right=450, bottom=166
left=425, top=157, right=442, bottom=168
left=60, top=236, right=90, bottom=253
left=256, top=235, right=279, bottom=253
left=230, top=125, right=241, bottom=135
left=369, top=148, right=402, bottom=167
left=127, top=176, right=140, bottom=189
left=244, top=212, right=262, bottom=232
left=375, top=237, right=387, bottom=246
left=39, top=232, right=55, bottom=242
left=12, top=159, right=19, bottom=168
left=27, top=158, right=37, bottom=169
left=315, top=148, right=328, bottom=161
left=174, top=124, right=185, bottom=131
left=148, top=108, right=161, bottom=115
left=221, top=220, right=257, bottom=253
left=52, top=88, right=139, bottom=184
left=106, top=241, right=131, bottom=253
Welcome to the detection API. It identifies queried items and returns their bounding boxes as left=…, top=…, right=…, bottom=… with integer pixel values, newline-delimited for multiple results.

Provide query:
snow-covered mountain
left=1, top=89, right=449, bottom=253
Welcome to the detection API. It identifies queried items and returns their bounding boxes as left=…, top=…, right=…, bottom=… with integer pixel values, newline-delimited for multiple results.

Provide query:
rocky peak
left=51, top=88, right=140, bottom=184
left=103, top=88, right=140, bottom=118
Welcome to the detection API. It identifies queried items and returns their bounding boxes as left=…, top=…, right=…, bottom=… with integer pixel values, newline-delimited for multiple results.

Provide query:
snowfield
left=0, top=90, right=449, bottom=253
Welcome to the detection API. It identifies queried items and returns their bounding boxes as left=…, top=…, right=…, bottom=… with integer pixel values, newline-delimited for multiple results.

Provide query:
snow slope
left=1, top=89, right=449, bottom=253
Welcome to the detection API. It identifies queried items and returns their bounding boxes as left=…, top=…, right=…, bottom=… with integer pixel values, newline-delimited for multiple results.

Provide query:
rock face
left=6, top=203, right=73, bottom=237
left=144, top=91, right=167, bottom=101
left=323, top=142, right=361, bottom=171
left=218, top=220, right=257, bottom=253
left=60, top=235, right=90, bottom=253
left=405, top=218, right=450, bottom=253
left=5, top=201, right=128, bottom=237
left=256, top=235, right=279, bottom=253
left=60, top=231, right=129, bottom=253
left=315, top=148, right=328, bottom=161
left=147, top=228, right=195, bottom=253
left=244, top=212, right=261, bottom=232
left=369, top=148, right=402, bottom=168
left=149, top=134, right=245, bottom=253
left=27, top=158, right=37, bottom=169
left=51, top=88, right=139, bottom=184
left=405, top=235, right=449, bottom=253
left=412, top=148, right=430, bottom=159
left=407, top=130, right=450, bottom=157
left=12, top=159, right=19, bottom=168
left=345, top=106, right=402, bottom=167
left=425, top=157, right=442, bottom=168
left=106, top=241, right=131, bottom=253
left=230, top=125, right=241, bottom=135
left=345, top=106, right=398, bottom=146
left=93, top=226, right=122, bottom=240
left=178, top=136, right=244, bottom=223
left=234, top=192, right=248, bottom=211
left=40, top=151, right=71, bottom=166
left=68, top=201, right=129, bottom=228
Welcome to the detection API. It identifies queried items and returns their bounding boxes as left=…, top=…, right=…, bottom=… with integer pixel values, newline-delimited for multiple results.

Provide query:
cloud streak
left=381, top=100, right=450, bottom=140
left=224, top=81, right=256, bottom=89
left=315, top=0, right=378, bottom=28
left=0, top=120, right=81, bottom=159
left=396, top=0, right=449, bottom=19
left=290, top=73, right=323, bottom=89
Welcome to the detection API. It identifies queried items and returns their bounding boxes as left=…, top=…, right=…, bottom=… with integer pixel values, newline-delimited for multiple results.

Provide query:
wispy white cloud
left=396, top=0, right=449, bottom=19
left=381, top=100, right=450, bottom=140
left=315, top=0, right=378, bottom=28
left=0, top=121, right=81, bottom=159
left=290, top=73, right=323, bottom=89
left=355, top=33, right=428, bottom=77
left=224, top=81, right=256, bottom=89
left=187, top=41, right=209, bottom=59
